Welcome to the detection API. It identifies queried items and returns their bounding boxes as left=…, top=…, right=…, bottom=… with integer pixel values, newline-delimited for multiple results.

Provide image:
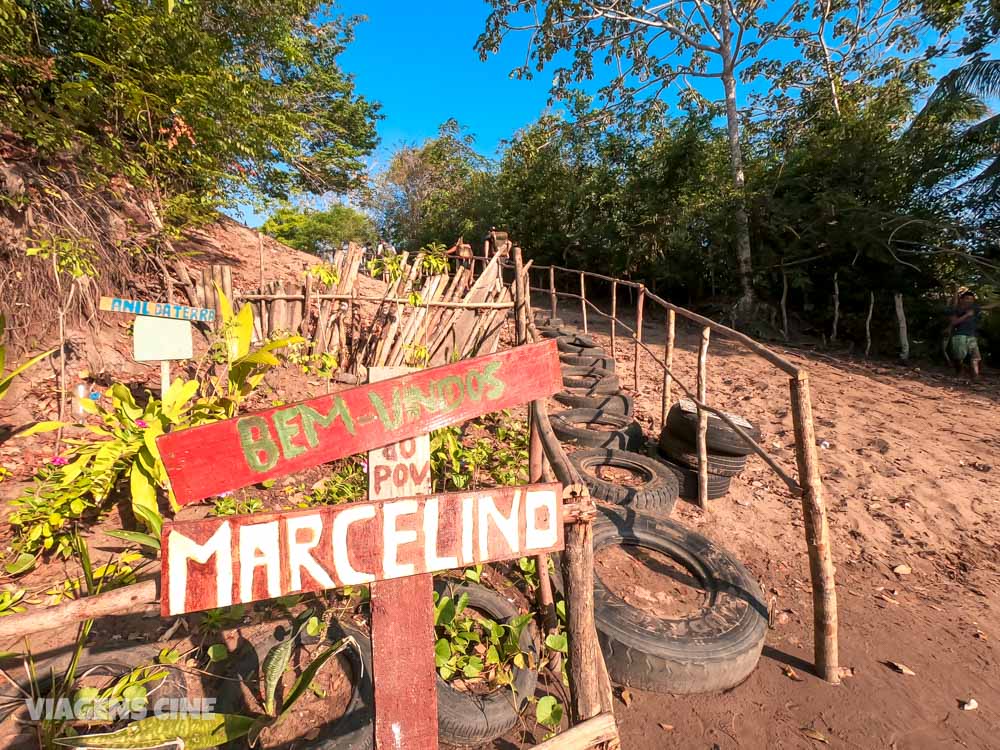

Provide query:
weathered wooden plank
left=99, top=296, right=215, bottom=322
left=157, top=340, right=561, bottom=504
left=367, top=366, right=437, bottom=750
left=159, top=482, right=563, bottom=616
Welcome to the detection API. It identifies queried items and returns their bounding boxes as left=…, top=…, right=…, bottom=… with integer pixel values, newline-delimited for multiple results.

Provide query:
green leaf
left=535, top=695, right=563, bottom=730
left=0, top=348, right=55, bottom=401
left=434, top=638, right=451, bottom=667
left=5, top=553, right=38, bottom=575
left=304, top=616, right=322, bottom=638
left=105, top=530, right=160, bottom=551
left=53, top=713, right=256, bottom=748
left=273, top=638, right=353, bottom=725
left=157, top=648, right=181, bottom=665
left=434, top=596, right=455, bottom=627
left=462, top=656, right=483, bottom=678
left=545, top=633, right=568, bottom=654
left=262, top=634, right=295, bottom=715
left=133, top=504, right=163, bottom=536
left=207, top=643, right=228, bottom=663
left=485, top=644, right=500, bottom=665
left=14, top=420, right=64, bottom=438
left=129, top=462, right=158, bottom=517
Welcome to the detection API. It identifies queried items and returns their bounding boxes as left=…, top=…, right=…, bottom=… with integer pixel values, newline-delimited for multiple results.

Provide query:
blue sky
left=226, top=2, right=977, bottom=227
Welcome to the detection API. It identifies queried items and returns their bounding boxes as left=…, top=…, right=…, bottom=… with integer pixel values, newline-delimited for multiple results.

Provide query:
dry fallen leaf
left=893, top=563, right=912, bottom=575
left=960, top=698, right=978, bottom=711
left=801, top=728, right=829, bottom=744
left=838, top=666, right=856, bottom=679
left=658, top=723, right=674, bottom=731
left=887, top=661, right=916, bottom=675
left=782, top=665, right=805, bottom=682
left=974, top=630, right=987, bottom=641
left=620, top=689, right=632, bottom=707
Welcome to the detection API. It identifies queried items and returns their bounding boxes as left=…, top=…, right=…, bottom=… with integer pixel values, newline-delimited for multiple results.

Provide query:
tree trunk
left=894, top=293, right=909, bottom=361
left=780, top=265, right=789, bottom=341
left=719, top=6, right=754, bottom=311
left=831, top=272, right=839, bottom=342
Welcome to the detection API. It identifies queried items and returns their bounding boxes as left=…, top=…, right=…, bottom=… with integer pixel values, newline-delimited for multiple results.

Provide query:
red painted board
left=367, top=366, right=438, bottom=750
left=157, top=339, right=560, bottom=505
left=159, top=482, right=564, bottom=616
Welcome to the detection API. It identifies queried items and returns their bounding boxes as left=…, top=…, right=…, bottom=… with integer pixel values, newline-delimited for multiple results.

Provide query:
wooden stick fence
left=509, top=258, right=841, bottom=685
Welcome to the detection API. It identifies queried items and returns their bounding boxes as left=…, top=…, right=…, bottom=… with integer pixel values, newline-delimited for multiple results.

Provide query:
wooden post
left=661, top=309, right=675, bottom=427
left=865, top=291, right=874, bottom=357
left=549, top=265, right=557, bottom=321
left=610, top=280, right=617, bottom=361
left=368, top=367, right=439, bottom=750
left=781, top=265, right=789, bottom=341
left=831, top=271, right=839, bottom=342
left=221, top=265, right=233, bottom=309
left=258, top=232, right=264, bottom=290
left=696, top=327, right=710, bottom=510
left=579, top=271, right=587, bottom=334
left=894, top=292, right=909, bottom=361
left=561, top=488, right=603, bottom=723
left=789, top=372, right=840, bottom=684
left=634, top=286, right=645, bottom=393
left=160, top=360, right=170, bottom=397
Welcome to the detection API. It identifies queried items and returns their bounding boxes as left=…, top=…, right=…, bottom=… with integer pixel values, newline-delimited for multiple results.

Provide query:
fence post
left=549, top=266, right=557, bottom=321
left=579, top=271, right=588, bottom=334
left=789, top=372, right=840, bottom=684
left=634, top=285, right=645, bottom=392
left=661, top=308, right=675, bottom=427
left=610, top=280, right=618, bottom=361
left=696, top=327, right=710, bottom=509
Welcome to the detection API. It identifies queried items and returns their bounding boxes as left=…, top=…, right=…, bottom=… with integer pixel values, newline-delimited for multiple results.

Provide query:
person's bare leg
left=971, top=359, right=980, bottom=379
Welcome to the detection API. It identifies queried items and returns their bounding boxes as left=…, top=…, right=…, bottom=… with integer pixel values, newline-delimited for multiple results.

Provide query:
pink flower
left=51, top=456, right=69, bottom=466
left=135, top=419, right=148, bottom=428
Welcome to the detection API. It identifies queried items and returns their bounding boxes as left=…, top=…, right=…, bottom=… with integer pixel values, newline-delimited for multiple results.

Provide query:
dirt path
left=547, top=296, right=1000, bottom=749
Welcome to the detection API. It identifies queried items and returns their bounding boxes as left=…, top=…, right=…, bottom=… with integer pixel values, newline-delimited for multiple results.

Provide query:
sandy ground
left=544, top=294, right=1000, bottom=750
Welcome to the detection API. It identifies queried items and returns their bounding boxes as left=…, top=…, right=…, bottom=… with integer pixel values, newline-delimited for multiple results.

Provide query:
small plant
left=199, top=605, right=247, bottom=634
left=297, top=460, right=366, bottom=507
left=432, top=591, right=532, bottom=688
left=45, top=552, right=143, bottom=605
left=0, top=588, right=28, bottom=617
left=211, top=495, right=264, bottom=517
left=307, top=261, right=340, bottom=288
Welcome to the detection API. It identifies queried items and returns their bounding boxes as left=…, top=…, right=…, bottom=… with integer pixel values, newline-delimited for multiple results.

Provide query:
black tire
left=550, top=408, right=643, bottom=451
left=537, top=327, right=567, bottom=339
left=219, top=620, right=374, bottom=750
left=658, top=430, right=748, bottom=477
left=591, top=507, right=768, bottom=694
left=666, top=399, right=760, bottom=456
left=560, top=352, right=616, bottom=372
left=559, top=343, right=606, bottom=357
left=562, top=367, right=620, bottom=393
left=568, top=449, right=678, bottom=516
left=557, top=334, right=599, bottom=352
left=552, top=390, right=634, bottom=416
left=434, top=581, right=539, bottom=746
left=654, top=450, right=732, bottom=500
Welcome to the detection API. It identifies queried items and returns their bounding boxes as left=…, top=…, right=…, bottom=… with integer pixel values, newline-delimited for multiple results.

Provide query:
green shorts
left=951, top=335, right=981, bottom=362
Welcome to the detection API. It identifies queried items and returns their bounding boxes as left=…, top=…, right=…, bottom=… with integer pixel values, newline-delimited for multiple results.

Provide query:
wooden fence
left=501, top=256, right=841, bottom=685
left=179, top=245, right=515, bottom=371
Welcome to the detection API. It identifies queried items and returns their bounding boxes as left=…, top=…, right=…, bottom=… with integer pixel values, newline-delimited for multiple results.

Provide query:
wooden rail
left=506, top=256, right=840, bottom=685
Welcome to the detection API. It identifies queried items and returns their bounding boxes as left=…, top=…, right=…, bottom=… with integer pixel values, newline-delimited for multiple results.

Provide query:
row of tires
left=536, top=321, right=770, bottom=697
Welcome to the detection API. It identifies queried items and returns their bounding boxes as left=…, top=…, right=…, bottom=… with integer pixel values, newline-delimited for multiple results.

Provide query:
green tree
left=262, top=204, right=376, bottom=255
left=372, top=120, right=493, bottom=249
left=0, top=0, right=380, bottom=225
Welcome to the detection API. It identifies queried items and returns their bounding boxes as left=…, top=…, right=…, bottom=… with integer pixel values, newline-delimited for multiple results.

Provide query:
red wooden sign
left=160, top=483, right=564, bottom=616
left=157, top=339, right=560, bottom=505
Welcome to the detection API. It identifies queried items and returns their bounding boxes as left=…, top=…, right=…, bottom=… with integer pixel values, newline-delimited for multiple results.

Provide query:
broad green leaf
left=262, top=634, right=295, bottom=716
left=545, top=633, right=568, bottom=653
left=535, top=695, right=563, bottom=730
left=434, top=638, right=451, bottom=667
left=129, top=462, right=158, bottom=516
left=434, top=596, right=455, bottom=626
left=133, top=504, right=163, bottom=536
left=269, top=637, right=353, bottom=734
left=157, top=648, right=181, bottom=665
left=53, top=713, right=256, bottom=748
left=105, top=530, right=160, bottom=551
left=78, top=396, right=100, bottom=415
left=462, top=656, right=483, bottom=678
left=207, top=643, right=228, bottom=662
left=5, top=553, right=38, bottom=575
left=0, top=348, right=55, bottom=400
left=14, top=420, right=63, bottom=438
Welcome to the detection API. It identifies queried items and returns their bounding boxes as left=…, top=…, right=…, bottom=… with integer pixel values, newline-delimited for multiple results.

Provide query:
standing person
left=947, top=290, right=996, bottom=379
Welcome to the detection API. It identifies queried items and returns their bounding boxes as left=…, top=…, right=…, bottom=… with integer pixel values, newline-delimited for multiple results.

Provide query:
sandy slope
left=545, top=295, right=1000, bottom=750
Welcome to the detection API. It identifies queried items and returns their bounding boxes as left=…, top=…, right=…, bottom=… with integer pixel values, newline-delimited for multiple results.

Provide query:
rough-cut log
left=610, top=280, right=617, bottom=361
left=549, top=265, right=557, bottom=320
left=865, top=291, right=874, bottom=357
left=531, top=713, right=618, bottom=750
left=696, top=326, right=711, bottom=509
left=781, top=266, right=789, bottom=341
left=634, top=286, right=644, bottom=392
left=831, top=271, right=839, bottom=342
left=790, top=372, right=840, bottom=684
left=661, top=308, right=675, bottom=427
left=579, top=271, right=587, bottom=334
left=0, top=579, right=159, bottom=642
